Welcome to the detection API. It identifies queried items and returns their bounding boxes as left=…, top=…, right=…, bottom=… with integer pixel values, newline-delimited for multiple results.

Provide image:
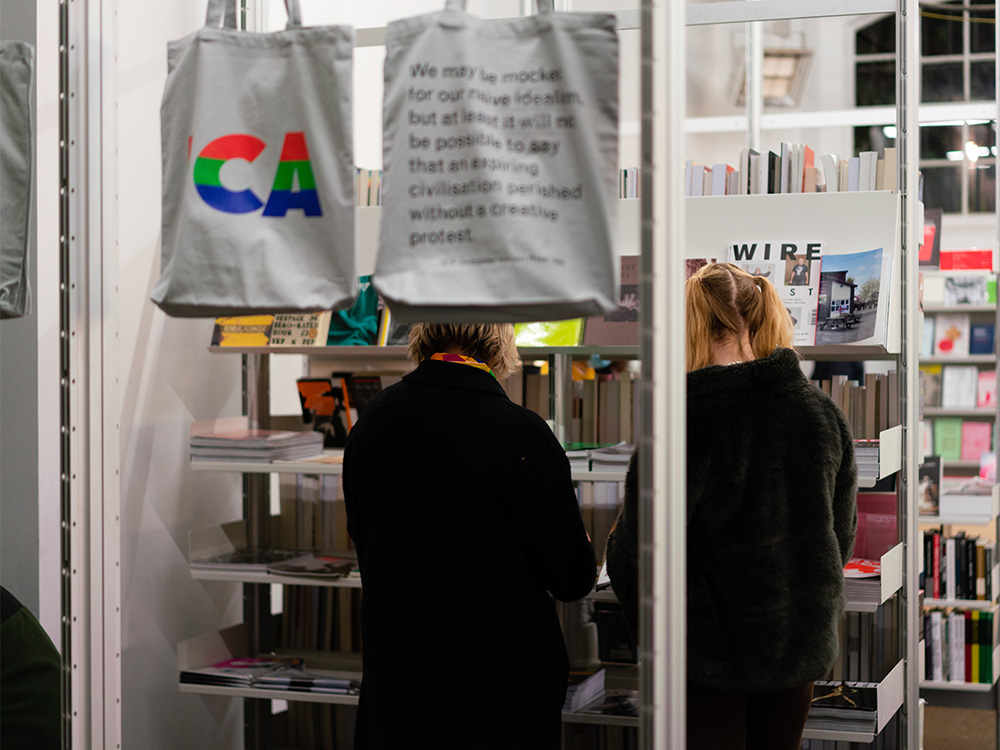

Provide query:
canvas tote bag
left=375, top=0, right=620, bottom=323
left=0, top=41, right=35, bottom=319
left=152, top=0, right=357, bottom=317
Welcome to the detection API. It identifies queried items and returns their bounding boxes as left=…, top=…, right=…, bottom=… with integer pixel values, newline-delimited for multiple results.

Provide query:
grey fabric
left=0, top=41, right=35, bottom=320
left=152, top=0, right=357, bottom=317
left=374, top=2, right=619, bottom=323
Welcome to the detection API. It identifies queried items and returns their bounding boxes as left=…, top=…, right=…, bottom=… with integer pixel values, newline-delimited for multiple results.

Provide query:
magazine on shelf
left=265, top=552, right=356, bottom=579
left=814, top=247, right=889, bottom=348
left=726, top=240, right=822, bottom=346
left=563, top=668, right=606, bottom=712
left=254, top=665, right=360, bottom=694
left=189, top=548, right=305, bottom=573
left=180, top=656, right=304, bottom=688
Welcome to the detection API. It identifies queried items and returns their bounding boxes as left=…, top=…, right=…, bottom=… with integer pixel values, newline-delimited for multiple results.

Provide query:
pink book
left=961, top=421, right=993, bottom=462
left=978, top=370, right=997, bottom=408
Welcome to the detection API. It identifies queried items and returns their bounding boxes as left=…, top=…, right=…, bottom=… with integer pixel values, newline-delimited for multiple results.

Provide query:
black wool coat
left=343, top=359, right=596, bottom=749
left=606, top=347, right=857, bottom=692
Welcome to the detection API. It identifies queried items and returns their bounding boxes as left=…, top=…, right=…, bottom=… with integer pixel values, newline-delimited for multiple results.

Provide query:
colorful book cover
left=919, top=455, right=942, bottom=515
left=514, top=319, right=585, bottom=347
left=978, top=370, right=996, bottom=408
left=961, top=421, right=993, bottom=463
left=270, top=312, right=332, bottom=347
left=326, top=276, right=378, bottom=345
left=919, top=364, right=943, bottom=408
left=970, top=323, right=995, bottom=355
left=934, top=313, right=971, bottom=357
left=211, top=315, right=275, bottom=346
left=934, top=418, right=963, bottom=461
left=582, top=256, right=639, bottom=346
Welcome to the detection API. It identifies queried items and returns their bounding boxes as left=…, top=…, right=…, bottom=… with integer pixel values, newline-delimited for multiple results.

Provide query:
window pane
left=854, top=126, right=893, bottom=156
left=922, top=166, right=963, bottom=213
left=970, top=121, right=996, bottom=151
left=922, top=62, right=965, bottom=102
left=920, top=124, right=963, bottom=159
left=971, top=61, right=995, bottom=100
left=971, top=0, right=996, bottom=53
left=856, top=61, right=896, bottom=106
left=856, top=15, right=896, bottom=55
left=969, top=164, right=996, bottom=213
left=922, top=8, right=964, bottom=56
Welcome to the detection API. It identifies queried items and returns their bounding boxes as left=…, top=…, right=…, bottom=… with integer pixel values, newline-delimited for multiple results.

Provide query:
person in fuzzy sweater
left=606, top=262, right=857, bottom=749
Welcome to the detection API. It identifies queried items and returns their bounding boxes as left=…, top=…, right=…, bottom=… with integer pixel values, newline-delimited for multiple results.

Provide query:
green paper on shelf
left=988, top=278, right=996, bottom=305
left=514, top=320, right=585, bottom=347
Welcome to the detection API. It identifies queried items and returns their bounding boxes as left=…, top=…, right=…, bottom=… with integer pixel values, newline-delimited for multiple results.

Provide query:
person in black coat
left=606, top=263, right=857, bottom=750
left=343, top=322, right=596, bottom=750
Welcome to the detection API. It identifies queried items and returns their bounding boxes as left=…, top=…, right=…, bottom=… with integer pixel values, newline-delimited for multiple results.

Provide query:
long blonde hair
left=406, top=322, right=521, bottom=380
left=685, top=262, right=794, bottom=371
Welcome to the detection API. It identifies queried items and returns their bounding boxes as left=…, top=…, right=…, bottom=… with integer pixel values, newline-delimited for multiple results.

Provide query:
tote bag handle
left=444, top=0, right=554, bottom=12
left=205, top=0, right=303, bottom=29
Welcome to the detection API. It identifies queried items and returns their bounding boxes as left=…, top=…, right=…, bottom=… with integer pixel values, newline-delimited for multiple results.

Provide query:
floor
left=924, top=706, right=996, bottom=749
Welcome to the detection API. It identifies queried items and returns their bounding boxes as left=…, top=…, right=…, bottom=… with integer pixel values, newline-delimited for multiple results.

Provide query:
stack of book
left=855, top=440, right=881, bottom=487
left=190, top=428, right=324, bottom=463
left=563, top=668, right=606, bottom=712
left=805, top=680, right=879, bottom=734
left=843, top=558, right=884, bottom=609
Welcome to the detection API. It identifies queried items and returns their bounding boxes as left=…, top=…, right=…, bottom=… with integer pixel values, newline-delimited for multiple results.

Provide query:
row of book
left=923, top=609, right=996, bottom=684
left=920, top=364, right=995, bottom=410
left=921, top=529, right=996, bottom=602
left=684, top=144, right=899, bottom=197
left=811, top=372, right=898, bottom=441
left=922, top=313, right=996, bottom=358
left=800, top=716, right=899, bottom=750
left=825, top=603, right=900, bottom=685
left=354, top=167, right=382, bottom=206
left=282, top=584, right=363, bottom=656
left=922, top=417, right=993, bottom=464
left=577, top=481, right=622, bottom=564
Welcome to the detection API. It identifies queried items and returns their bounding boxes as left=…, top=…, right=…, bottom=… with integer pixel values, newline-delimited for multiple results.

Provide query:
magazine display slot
left=845, top=542, right=904, bottom=614
left=919, top=483, right=1000, bottom=526
left=178, top=624, right=363, bottom=706
left=801, top=659, right=904, bottom=742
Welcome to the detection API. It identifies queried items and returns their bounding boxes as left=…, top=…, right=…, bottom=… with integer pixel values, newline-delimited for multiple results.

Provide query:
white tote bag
left=0, top=41, right=35, bottom=320
left=152, top=0, right=357, bottom=317
left=375, top=0, right=620, bottom=323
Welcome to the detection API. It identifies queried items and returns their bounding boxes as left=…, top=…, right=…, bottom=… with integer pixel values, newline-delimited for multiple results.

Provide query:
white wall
left=117, top=2, right=244, bottom=748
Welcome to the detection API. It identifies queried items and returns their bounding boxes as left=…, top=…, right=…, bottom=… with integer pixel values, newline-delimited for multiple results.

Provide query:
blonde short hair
left=685, top=262, right=794, bottom=371
left=406, top=322, right=521, bottom=380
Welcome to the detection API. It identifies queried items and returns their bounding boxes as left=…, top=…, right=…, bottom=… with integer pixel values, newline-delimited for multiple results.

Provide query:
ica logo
left=191, top=131, right=323, bottom=217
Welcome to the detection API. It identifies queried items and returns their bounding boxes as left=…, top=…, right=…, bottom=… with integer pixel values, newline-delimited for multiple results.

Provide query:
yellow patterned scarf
left=430, top=352, right=496, bottom=380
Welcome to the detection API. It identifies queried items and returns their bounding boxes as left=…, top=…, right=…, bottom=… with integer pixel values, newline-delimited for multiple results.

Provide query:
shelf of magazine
left=918, top=483, right=1000, bottom=526
left=845, top=543, right=904, bottom=614
left=855, top=425, right=902, bottom=490
left=921, top=645, right=1000, bottom=692
left=800, top=659, right=904, bottom=742
left=178, top=625, right=362, bottom=707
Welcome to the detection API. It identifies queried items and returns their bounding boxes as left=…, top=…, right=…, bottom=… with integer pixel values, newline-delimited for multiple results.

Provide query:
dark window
left=855, top=15, right=895, bottom=55
left=922, top=166, right=963, bottom=213
left=968, top=165, right=996, bottom=212
left=920, top=125, right=963, bottom=160
left=856, top=61, right=896, bottom=106
left=922, top=62, right=965, bottom=102
left=971, top=60, right=995, bottom=100
left=922, top=10, right=963, bottom=56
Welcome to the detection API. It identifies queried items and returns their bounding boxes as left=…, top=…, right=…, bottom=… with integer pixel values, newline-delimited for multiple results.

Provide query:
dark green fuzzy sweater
left=606, top=347, right=857, bottom=692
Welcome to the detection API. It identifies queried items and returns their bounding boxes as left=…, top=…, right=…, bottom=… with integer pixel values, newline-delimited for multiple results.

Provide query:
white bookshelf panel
left=801, top=659, right=904, bottom=742
left=845, top=543, right=903, bottom=613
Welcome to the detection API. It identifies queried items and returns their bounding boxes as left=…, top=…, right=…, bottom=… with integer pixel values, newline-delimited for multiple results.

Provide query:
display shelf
left=561, top=665, right=639, bottom=727
left=921, top=646, right=1000, bottom=691
left=801, top=659, right=904, bottom=742
left=923, top=408, right=996, bottom=418
left=572, top=468, right=629, bottom=483
left=923, top=304, right=997, bottom=314
left=844, top=543, right=903, bottom=613
left=918, top=484, right=1000, bottom=525
left=920, top=355, right=996, bottom=365
left=188, top=520, right=362, bottom=588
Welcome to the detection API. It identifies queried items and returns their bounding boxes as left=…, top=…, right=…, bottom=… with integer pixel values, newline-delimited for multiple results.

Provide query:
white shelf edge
left=922, top=305, right=996, bottom=314
left=572, top=469, right=628, bottom=482
left=920, top=355, right=997, bottom=365
left=922, top=408, right=996, bottom=418
left=179, top=682, right=361, bottom=705
left=190, top=568, right=363, bottom=588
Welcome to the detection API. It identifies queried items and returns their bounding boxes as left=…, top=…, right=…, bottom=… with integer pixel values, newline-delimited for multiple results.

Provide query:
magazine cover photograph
left=815, top=247, right=887, bottom=346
